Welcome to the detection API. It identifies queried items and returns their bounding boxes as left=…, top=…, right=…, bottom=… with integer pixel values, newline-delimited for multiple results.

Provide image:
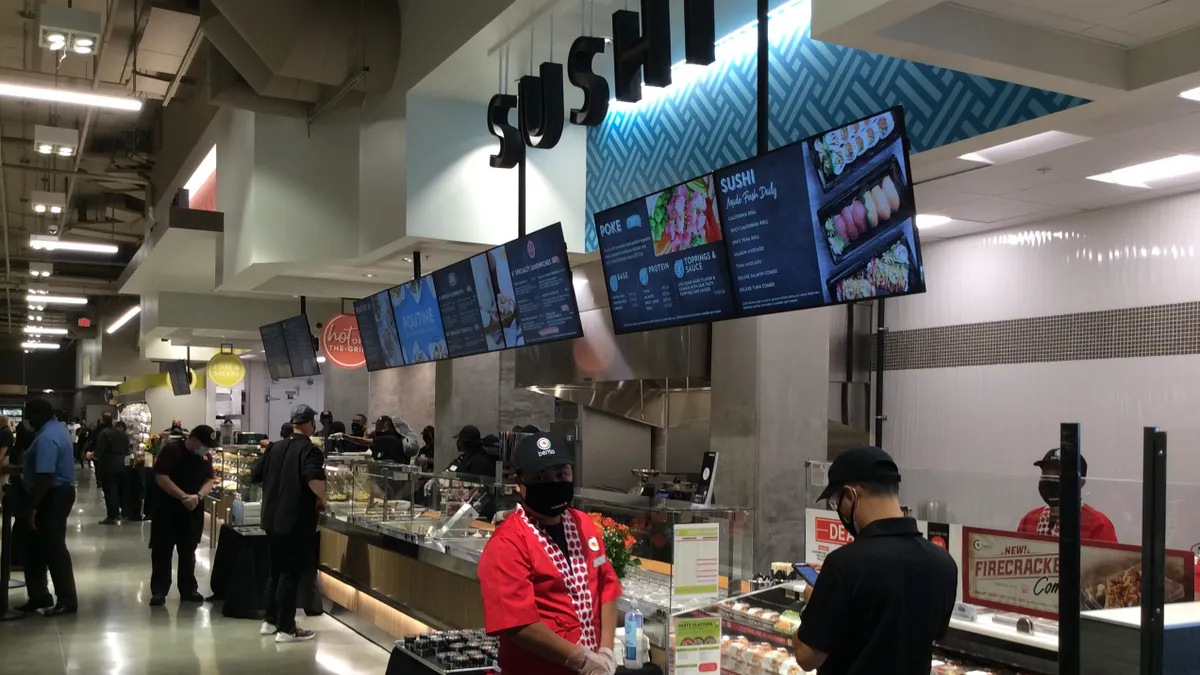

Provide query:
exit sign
left=77, top=317, right=91, bottom=328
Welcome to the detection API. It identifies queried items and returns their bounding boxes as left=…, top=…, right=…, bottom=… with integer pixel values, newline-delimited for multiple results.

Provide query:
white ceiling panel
left=1103, top=111, right=1200, bottom=153
left=948, top=0, right=1200, bottom=47
left=940, top=197, right=1061, bottom=223
left=1104, top=0, right=1199, bottom=40
left=1079, top=24, right=1142, bottom=47
left=1062, top=98, right=1200, bottom=138
left=1002, top=177, right=1150, bottom=208
left=914, top=184, right=987, bottom=212
left=951, top=0, right=1100, bottom=33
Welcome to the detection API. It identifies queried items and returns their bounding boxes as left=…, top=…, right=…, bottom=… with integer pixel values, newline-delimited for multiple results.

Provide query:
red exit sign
left=77, top=317, right=92, bottom=328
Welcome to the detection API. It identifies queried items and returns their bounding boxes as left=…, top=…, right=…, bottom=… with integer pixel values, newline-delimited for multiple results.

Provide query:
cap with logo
left=815, top=445, right=902, bottom=502
left=189, top=424, right=220, bottom=448
left=290, top=404, right=317, bottom=425
left=1034, top=448, right=1088, bottom=477
left=513, top=433, right=574, bottom=477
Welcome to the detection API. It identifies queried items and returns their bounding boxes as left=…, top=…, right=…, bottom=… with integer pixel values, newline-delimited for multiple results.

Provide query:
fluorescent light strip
left=22, top=341, right=59, bottom=350
left=106, top=306, right=140, bottom=334
left=916, top=215, right=952, bottom=229
left=0, top=83, right=142, bottom=111
left=26, top=294, right=87, bottom=305
left=23, top=326, right=67, bottom=335
left=30, top=236, right=118, bottom=254
left=958, top=131, right=1091, bottom=165
left=1087, top=155, right=1200, bottom=189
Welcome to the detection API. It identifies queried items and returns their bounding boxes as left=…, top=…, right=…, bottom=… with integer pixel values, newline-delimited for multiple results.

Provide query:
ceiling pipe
left=0, top=125, right=11, bottom=334
left=61, top=0, right=128, bottom=237
left=164, top=26, right=203, bottom=107
left=2, top=163, right=149, bottom=185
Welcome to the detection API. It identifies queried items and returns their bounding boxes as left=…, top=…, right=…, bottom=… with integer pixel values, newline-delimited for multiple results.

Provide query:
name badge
left=593, top=555, right=608, bottom=568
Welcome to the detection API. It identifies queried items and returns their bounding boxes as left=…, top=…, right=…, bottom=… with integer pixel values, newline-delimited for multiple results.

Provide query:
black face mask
left=1038, top=478, right=1060, bottom=507
left=351, top=423, right=365, bottom=436
left=522, top=480, right=574, bottom=517
left=836, top=488, right=860, bottom=538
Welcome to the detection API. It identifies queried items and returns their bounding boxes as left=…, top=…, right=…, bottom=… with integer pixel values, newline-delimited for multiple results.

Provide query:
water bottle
left=624, top=599, right=645, bottom=668
left=231, top=496, right=244, bottom=526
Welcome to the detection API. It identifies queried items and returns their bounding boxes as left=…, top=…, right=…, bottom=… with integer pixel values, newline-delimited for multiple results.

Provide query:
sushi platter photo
left=810, top=110, right=896, bottom=192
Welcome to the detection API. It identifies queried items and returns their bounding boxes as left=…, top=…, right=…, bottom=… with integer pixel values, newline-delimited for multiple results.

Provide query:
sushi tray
left=827, top=227, right=920, bottom=303
left=817, top=156, right=912, bottom=264
left=809, top=110, right=898, bottom=194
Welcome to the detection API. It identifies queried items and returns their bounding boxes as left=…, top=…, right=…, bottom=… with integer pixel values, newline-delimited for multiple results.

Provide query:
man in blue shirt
left=19, top=399, right=78, bottom=616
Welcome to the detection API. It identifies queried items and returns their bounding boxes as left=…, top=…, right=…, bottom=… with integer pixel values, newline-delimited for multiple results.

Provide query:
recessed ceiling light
left=958, top=131, right=1091, bottom=166
left=916, top=215, right=952, bottom=229
left=37, top=143, right=52, bottom=154
left=1180, top=86, right=1200, bottom=102
left=402, top=256, right=413, bottom=263
left=1087, top=155, right=1200, bottom=188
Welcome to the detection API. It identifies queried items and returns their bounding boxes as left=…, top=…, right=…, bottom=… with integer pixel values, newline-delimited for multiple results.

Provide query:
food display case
left=211, top=444, right=261, bottom=500
left=118, top=401, right=152, bottom=451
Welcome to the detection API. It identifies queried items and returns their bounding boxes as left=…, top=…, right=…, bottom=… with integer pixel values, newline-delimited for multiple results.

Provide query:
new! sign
left=321, top=313, right=365, bottom=370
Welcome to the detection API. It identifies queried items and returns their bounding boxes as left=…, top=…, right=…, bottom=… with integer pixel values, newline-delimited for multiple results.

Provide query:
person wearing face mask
left=448, top=425, right=497, bottom=477
left=350, top=413, right=369, bottom=440
left=148, top=425, right=219, bottom=606
left=478, top=434, right=621, bottom=675
left=793, top=446, right=957, bottom=675
left=1017, top=448, right=1116, bottom=542
left=316, top=410, right=334, bottom=438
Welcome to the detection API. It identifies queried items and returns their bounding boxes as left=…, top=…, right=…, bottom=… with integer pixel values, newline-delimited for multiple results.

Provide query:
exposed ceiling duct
left=200, top=0, right=401, bottom=117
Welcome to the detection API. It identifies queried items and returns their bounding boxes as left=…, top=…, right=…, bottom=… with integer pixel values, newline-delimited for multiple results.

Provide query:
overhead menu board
left=366, top=290, right=406, bottom=369
left=485, top=223, right=583, bottom=346
left=594, top=106, right=925, bottom=332
left=258, top=321, right=292, bottom=380
left=281, top=314, right=321, bottom=378
left=433, top=256, right=506, bottom=358
left=390, top=276, right=449, bottom=364
left=353, top=297, right=389, bottom=372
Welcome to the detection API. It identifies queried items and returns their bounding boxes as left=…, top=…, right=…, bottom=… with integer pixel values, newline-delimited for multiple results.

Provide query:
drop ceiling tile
left=913, top=184, right=987, bottom=212
left=1004, top=0, right=1163, bottom=25
left=1104, top=0, right=1200, bottom=42
left=1066, top=100, right=1200, bottom=140
left=1003, top=178, right=1148, bottom=208
left=1105, top=112, right=1200, bottom=153
left=940, top=197, right=1060, bottom=223
left=1079, top=24, right=1143, bottom=47
left=950, top=0, right=1100, bottom=34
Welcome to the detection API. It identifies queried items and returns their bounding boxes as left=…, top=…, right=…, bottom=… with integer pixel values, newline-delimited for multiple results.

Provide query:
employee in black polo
left=149, top=425, right=218, bottom=606
left=793, top=446, right=957, bottom=675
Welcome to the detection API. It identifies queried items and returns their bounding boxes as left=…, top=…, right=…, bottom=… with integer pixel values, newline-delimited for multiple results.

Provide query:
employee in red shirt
left=478, top=433, right=621, bottom=675
left=1017, top=448, right=1117, bottom=543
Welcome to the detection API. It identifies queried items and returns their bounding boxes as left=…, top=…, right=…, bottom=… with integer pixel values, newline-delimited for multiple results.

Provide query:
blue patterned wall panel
left=584, top=15, right=1088, bottom=251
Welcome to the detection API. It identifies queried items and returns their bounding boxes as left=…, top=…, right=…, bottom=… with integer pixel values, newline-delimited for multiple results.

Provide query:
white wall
left=883, top=189, right=1200, bottom=549
left=405, top=96, right=588, bottom=252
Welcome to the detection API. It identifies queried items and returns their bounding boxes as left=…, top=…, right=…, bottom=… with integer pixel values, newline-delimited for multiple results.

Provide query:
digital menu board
left=281, top=314, right=320, bottom=377
left=593, top=106, right=924, bottom=331
left=594, top=176, right=736, bottom=334
left=390, top=276, right=449, bottom=364
left=485, top=223, right=583, bottom=346
left=433, top=256, right=506, bottom=358
left=366, top=290, right=406, bottom=368
left=259, top=321, right=292, bottom=380
left=353, top=297, right=389, bottom=371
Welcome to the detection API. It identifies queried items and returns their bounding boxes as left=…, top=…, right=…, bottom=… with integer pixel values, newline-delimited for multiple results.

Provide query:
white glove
left=564, top=645, right=611, bottom=675
left=598, top=647, right=619, bottom=675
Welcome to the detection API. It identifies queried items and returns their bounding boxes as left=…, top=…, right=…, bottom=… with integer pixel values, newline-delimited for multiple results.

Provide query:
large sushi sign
left=487, top=0, right=716, bottom=169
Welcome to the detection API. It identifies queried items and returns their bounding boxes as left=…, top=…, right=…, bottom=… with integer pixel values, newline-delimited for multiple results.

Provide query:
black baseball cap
left=455, top=424, right=482, bottom=445
left=290, top=404, right=317, bottom=425
left=481, top=434, right=500, bottom=449
left=190, top=425, right=220, bottom=448
left=815, top=446, right=902, bottom=502
left=1035, top=448, right=1088, bottom=477
left=513, top=433, right=574, bottom=477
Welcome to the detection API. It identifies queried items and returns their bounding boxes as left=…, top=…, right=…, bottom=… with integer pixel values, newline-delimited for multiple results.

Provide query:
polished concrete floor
left=0, top=473, right=390, bottom=674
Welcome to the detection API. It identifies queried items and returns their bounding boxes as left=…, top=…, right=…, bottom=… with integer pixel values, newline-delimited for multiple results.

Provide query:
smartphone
left=793, top=563, right=819, bottom=585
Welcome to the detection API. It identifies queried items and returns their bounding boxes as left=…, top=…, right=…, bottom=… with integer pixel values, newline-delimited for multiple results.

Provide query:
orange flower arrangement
left=588, top=512, right=641, bottom=579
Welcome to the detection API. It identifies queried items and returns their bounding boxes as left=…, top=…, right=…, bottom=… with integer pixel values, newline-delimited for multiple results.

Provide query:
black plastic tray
left=816, top=155, right=910, bottom=265
left=809, top=111, right=899, bottom=193
left=826, top=228, right=920, bottom=303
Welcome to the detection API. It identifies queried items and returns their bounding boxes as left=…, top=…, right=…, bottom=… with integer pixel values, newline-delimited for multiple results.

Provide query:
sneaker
left=259, top=621, right=278, bottom=635
left=149, top=595, right=166, bottom=607
left=38, top=605, right=77, bottom=617
left=98, top=519, right=118, bottom=525
left=275, top=628, right=315, bottom=643
left=15, top=599, right=52, bottom=613
left=180, top=592, right=206, bottom=603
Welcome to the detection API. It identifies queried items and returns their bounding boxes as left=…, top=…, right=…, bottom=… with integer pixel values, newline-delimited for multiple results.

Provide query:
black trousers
left=99, top=470, right=126, bottom=520
left=122, top=466, right=146, bottom=520
left=150, top=539, right=198, bottom=597
left=25, top=485, right=77, bottom=608
left=264, top=530, right=314, bottom=633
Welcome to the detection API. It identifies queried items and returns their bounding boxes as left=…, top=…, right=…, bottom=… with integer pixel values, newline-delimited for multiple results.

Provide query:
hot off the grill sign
left=321, top=313, right=365, bottom=370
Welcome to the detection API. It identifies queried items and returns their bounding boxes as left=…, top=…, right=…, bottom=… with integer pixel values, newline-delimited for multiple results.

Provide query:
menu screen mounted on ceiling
left=484, top=222, right=583, bottom=346
left=367, top=289, right=406, bottom=368
left=280, top=314, right=321, bottom=378
left=353, top=297, right=390, bottom=372
left=258, top=322, right=292, bottom=380
left=433, top=256, right=507, bottom=359
left=593, top=105, right=925, bottom=331
left=390, top=276, right=449, bottom=364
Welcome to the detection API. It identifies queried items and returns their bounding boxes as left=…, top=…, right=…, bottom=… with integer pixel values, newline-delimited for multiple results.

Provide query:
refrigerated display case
left=211, top=444, right=261, bottom=500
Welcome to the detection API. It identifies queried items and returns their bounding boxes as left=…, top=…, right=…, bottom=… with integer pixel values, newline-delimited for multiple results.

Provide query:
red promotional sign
left=815, top=517, right=854, bottom=546
left=321, top=313, right=365, bottom=369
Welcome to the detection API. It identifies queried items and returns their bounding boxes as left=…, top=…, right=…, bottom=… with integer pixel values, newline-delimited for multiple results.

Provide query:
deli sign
left=487, top=0, right=716, bottom=169
left=321, top=313, right=365, bottom=370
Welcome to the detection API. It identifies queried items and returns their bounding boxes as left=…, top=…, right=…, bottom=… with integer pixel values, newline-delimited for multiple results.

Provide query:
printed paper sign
left=672, top=617, right=720, bottom=674
left=671, top=523, right=721, bottom=608
left=805, top=508, right=853, bottom=562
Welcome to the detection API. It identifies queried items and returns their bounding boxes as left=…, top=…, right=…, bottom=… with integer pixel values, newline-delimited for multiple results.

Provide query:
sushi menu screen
left=433, top=255, right=508, bottom=358
left=353, top=297, right=389, bottom=371
left=259, top=322, right=292, bottom=379
left=488, top=223, right=583, bottom=346
left=594, top=176, right=737, bottom=334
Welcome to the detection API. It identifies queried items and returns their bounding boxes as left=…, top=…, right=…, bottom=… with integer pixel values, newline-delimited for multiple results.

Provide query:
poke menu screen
left=486, top=223, right=583, bottom=347
left=594, top=106, right=925, bottom=331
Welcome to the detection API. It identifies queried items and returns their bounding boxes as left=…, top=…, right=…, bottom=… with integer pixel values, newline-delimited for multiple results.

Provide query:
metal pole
left=1141, top=427, right=1166, bottom=675
left=299, top=296, right=307, bottom=316
left=756, top=0, right=768, bottom=155
left=1058, top=422, right=1082, bottom=675
left=518, top=154, right=527, bottom=238
left=873, top=300, right=887, bottom=447
left=413, top=250, right=421, bottom=279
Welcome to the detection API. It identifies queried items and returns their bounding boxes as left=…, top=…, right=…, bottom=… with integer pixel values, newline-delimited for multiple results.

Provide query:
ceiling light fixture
left=26, top=293, right=86, bottom=305
left=106, top=305, right=140, bottom=334
left=1087, top=155, right=1200, bottom=188
left=37, top=143, right=52, bottom=154
left=30, top=191, right=66, bottom=218
left=958, top=131, right=1091, bottom=165
left=363, top=273, right=375, bottom=278
left=30, top=235, right=118, bottom=254
left=34, top=125, right=79, bottom=157
left=238, top=353, right=255, bottom=360
left=316, top=355, right=327, bottom=364
left=1180, top=86, right=1200, bottom=102
left=21, top=341, right=59, bottom=350
left=29, top=262, right=52, bottom=278
left=23, top=326, right=67, bottom=335
left=0, top=82, right=142, bottom=111
left=72, top=44, right=91, bottom=55
left=916, top=214, right=952, bottom=229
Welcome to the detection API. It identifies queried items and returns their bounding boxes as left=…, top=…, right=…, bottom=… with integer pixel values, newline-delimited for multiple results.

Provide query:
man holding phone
left=792, top=446, right=957, bottom=675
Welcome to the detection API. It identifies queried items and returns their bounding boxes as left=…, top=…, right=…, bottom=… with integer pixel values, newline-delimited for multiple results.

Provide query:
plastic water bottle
left=231, top=496, right=244, bottom=526
left=624, top=599, right=645, bottom=668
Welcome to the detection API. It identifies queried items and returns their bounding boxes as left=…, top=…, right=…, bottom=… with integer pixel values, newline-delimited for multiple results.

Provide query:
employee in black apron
left=148, top=425, right=218, bottom=606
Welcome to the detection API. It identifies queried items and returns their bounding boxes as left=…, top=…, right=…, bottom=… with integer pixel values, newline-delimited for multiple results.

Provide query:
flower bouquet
left=589, top=513, right=641, bottom=579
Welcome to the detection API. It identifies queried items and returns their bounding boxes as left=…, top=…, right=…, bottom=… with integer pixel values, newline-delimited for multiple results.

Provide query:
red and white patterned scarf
left=1036, top=506, right=1060, bottom=536
left=515, top=505, right=598, bottom=650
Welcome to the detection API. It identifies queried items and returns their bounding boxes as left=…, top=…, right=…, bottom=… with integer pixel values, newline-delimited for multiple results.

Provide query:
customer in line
left=148, top=426, right=218, bottom=606
left=74, top=421, right=90, bottom=470
left=18, top=399, right=78, bottom=616
left=94, top=420, right=131, bottom=525
left=82, top=412, right=113, bottom=468
left=448, top=425, right=496, bottom=477
left=252, top=404, right=327, bottom=643
left=479, top=433, right=620, bottom=675
left=792, top=446, right=957, bottom=675
left=316, top=410, right=334, bottom=438
left=1017, top=448, right=1117, bottom=542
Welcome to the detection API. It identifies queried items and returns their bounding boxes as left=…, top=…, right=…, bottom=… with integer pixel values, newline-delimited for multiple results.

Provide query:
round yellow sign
left=207, top=353, right=246, bottom=388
